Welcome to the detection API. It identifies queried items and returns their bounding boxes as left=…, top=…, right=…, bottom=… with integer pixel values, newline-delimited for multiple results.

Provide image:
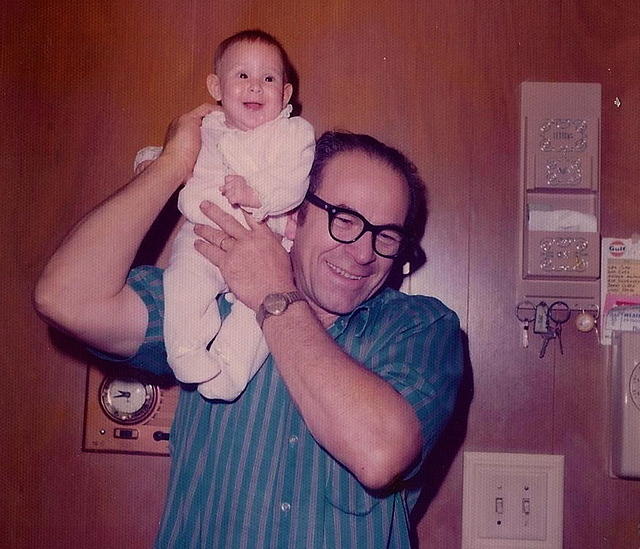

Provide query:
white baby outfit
left=140, top=106, right=314, bottom=400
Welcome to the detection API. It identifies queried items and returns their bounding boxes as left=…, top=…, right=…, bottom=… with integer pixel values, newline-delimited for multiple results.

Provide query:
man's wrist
left=256, top=291, right=306, bottom=328
left=153, top=150, right=196, bottom=184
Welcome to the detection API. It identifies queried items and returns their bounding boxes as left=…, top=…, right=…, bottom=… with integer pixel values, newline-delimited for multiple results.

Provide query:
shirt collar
left=328, top=288, right=393, bottom=338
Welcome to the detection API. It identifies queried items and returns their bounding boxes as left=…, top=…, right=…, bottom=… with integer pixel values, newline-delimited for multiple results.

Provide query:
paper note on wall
left=601, top=238, right=640, bottom=344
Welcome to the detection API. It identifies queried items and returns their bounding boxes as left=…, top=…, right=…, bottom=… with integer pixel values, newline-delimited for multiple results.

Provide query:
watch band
left=256, top=291, right=305, bottom=328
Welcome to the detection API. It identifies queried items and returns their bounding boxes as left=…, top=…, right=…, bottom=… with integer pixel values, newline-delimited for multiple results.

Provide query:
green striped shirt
left=125, top=266, right=463, bottom=548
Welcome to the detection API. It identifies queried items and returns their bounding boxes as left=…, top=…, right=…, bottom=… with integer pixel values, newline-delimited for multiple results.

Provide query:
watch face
left=264, top=293, right=288, bottom=315
left=99, top=377, right=158, bottom=425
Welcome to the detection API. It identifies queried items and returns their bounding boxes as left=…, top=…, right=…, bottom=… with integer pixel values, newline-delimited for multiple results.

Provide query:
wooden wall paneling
left=6, top=2, right=202, bottom=547
left=554, top=2, right=640, bottom=547
left=461, top=2, right=564, bottom=543
left=8, top=1, right=640, bottom=548
left=466, top=0, right=560, bottom=454
left=584, top=2, right=640, bottom=238
left=2, top=4, right=19, bottom=548
left=409, top=1, right=475, bottom=545
left=402, top=1, right=473, bottom=325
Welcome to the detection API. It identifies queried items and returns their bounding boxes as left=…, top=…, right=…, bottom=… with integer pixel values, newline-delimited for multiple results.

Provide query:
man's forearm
left=35, top=104, right=214, bottom=354
left=262, top=303, right=423, bottom=491
left=34, top=155, right=186, bottom=354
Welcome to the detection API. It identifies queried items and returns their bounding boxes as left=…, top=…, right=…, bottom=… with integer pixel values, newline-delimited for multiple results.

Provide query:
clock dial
left=99, top=377, right=158, bottom=424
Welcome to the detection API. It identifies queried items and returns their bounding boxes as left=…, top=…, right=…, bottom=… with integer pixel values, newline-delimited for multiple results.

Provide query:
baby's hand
left=221, top=175, right=262, bottom=208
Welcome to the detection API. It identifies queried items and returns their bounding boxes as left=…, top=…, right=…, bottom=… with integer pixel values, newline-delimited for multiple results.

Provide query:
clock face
left=99, top=377, right=158, bottom=425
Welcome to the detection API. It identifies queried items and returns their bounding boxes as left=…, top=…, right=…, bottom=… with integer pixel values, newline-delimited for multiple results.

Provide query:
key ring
left=548, top=301, right=571, bottom=325
left=516, top=301, right=536, bottom=348
left=515, top=300, right=536, bottom=323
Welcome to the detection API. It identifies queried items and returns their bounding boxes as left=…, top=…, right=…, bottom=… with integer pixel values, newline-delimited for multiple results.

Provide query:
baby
left=136, top=30, right=314, bottom=400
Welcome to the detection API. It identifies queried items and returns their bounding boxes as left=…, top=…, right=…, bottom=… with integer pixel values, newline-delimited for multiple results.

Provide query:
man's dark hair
left=303, top=131, right=427, bottom=248
left=214, top=29, right=294, bottom=84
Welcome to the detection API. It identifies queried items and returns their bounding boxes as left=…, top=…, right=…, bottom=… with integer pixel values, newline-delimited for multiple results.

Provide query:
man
left=35, top=105, right=463, bottom=548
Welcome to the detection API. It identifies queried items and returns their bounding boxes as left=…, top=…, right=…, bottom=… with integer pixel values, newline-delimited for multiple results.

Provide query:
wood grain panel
left=554, top=2, right=640, bottom=547
left=5, top=1, right=639, bottom=548
left=466, top=0, right=559, bottom=450
left=5, top=3, right=198, bottom=548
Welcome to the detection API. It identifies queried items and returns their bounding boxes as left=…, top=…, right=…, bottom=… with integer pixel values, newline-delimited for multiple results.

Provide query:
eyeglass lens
left=330, top=211, right=403, bottom=258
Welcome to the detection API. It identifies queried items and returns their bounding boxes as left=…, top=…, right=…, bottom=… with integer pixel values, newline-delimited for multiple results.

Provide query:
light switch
left=462, top=452, right=564, bottom=549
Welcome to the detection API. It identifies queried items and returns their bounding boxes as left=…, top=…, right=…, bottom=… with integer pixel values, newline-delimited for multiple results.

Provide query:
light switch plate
left=462, top=452, right=564, bottom=549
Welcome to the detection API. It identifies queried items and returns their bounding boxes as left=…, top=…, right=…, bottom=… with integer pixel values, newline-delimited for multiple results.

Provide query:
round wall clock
left=99, top=377, right=159, bottom=425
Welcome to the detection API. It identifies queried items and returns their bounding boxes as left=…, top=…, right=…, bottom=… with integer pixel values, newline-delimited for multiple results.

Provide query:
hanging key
left=522, top=320, right=530, bottom=348
left=555, top=323, right=564, bottom=355
left=515, top=301, right=536, bottom=349
left=547, top=301, right=570, bottom=357
left=539, top=328, right=556, bottom=359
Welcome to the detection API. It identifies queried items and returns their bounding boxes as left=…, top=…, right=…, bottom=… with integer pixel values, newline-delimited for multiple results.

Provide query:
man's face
left=288, top=151, right=410, bottom=327
left=208, top=40, right=293, bottom=131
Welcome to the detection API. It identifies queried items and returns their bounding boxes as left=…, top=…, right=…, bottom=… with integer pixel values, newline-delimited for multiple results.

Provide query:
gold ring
left=219, top=236, right=231, bottom=251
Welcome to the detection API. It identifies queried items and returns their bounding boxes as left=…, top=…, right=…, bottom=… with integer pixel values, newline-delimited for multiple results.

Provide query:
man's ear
left=282, top=83, right=293, bottom=107
left=284, top=210, right=298, bottom=241
left=206, top=74, right=222, bottom=102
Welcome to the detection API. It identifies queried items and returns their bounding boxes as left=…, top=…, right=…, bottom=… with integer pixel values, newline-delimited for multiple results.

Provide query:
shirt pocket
left=324, top=459, right=384, bottom=516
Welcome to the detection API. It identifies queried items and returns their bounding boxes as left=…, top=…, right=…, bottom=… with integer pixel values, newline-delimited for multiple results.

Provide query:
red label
left=609, top=240, right=626, bottom=257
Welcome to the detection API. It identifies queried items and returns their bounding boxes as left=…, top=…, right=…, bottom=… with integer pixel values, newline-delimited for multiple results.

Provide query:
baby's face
left=208, top=41, right=293, bottom=131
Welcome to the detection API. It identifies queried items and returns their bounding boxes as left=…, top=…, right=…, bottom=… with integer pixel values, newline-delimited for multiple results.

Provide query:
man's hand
left=193, top=201, right=295, bottom=311
left=220, top=175, right=262, bottom=208
left=161, top=103, right=218, bottom=182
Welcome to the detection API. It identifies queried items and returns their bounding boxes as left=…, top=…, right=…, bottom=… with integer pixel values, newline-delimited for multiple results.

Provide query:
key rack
left=517, top=82, right=601, bottom=311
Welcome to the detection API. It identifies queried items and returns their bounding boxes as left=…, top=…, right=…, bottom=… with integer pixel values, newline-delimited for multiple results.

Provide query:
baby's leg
left=164, top=223, right=226, bottom=383
left=198, top=300, right=269, bottom=400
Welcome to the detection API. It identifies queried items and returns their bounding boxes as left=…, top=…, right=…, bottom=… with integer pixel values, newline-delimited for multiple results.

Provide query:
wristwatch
left=256, top=291, right=305, bottom=328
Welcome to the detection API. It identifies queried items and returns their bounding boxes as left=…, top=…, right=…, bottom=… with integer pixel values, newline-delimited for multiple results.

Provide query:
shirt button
left=288, top=435, right=298, bottom=444
left=280, top=502, right=291, bottom=512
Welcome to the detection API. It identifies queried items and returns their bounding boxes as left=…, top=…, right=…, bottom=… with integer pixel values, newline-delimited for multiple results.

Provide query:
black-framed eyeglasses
left=305, top=192, right=408, bottom=259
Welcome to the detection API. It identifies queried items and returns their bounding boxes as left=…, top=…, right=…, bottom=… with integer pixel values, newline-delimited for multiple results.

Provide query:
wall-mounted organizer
left=517, top=82, right=601, bottom=311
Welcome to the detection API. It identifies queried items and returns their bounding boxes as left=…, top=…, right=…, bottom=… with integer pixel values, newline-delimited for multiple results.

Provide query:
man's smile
left=326, top=260, right=366, bottom=281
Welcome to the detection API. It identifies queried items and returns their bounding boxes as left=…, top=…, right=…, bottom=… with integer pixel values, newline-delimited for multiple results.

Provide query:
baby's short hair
left=214, top=29, right=294, bottom=84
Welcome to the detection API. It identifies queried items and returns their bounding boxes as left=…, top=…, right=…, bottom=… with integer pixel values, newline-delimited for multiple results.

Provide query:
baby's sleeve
left=242, top=117, right=316, bottom=221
